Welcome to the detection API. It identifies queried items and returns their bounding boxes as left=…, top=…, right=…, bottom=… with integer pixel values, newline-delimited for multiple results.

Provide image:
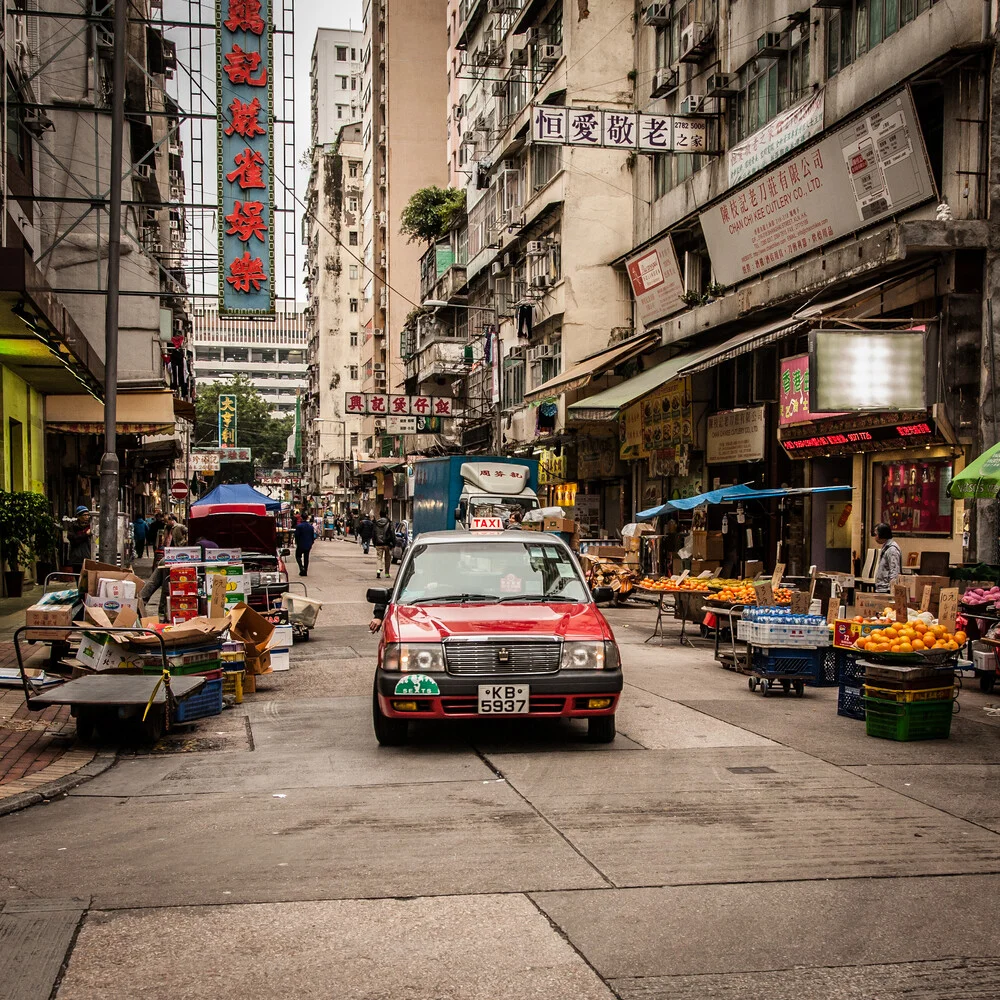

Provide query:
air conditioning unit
left=487, top=0, right=512, bottom=12
left=379, top=289, right=388, bottom=307
left=96, top=25, right=115, bottom=53
left=491, top=81, right=506, bottom=96
left=373, top=362, right=385, bottom=372
left=373, top=327, right=384, bottom=337
left=642, top=3, right=670, bottom=26
left=539, top=43, right=561, bottom=65
left=461, top=132, right=479, bottom=147
left=378, top=126, right=386, bottom=144
left=473, top=47, right=487, bottom=66
left=135, top=162, right=152, bottom=180
left=650, top=68, right=678, bottom=99
left=378, top=211, right=388, bottom=227
left=706, top=72, right=737, bottom=98
left=491, top=261, right=503, bottom=276
left=526, top=345, right=553, bottom=361
left=502, top=252, right=512, bottom=269
left=531, top=275, right=551, bottom=289
left=379, top=250, right=387, bottom=268
left=678, top=95, right=702, bottom=115
left=678, top=21, right=707, bottom=61
left=474, top=112, right=488, bottom=130
left=453, top=103, right=464, bottom=119
left=526, top=240, right=547, bottom=256
left=510, top=45, right=528, bottom=67
left=757, top=31, right=784, bottom=55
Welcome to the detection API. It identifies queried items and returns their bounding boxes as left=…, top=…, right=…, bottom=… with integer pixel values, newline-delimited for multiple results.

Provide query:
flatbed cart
left=14, top=624, right=206, bottom=743
left=745, top=643, right=825, bottom=697
left=253, top=578, right=313, bottom=641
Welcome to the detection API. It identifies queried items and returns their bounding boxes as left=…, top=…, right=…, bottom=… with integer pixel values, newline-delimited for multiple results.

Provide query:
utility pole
left=98, top=0, right=128, bottom=564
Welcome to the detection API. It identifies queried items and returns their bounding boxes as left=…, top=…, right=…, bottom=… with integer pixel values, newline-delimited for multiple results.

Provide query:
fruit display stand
left=634, top=577, right=710, bottom=646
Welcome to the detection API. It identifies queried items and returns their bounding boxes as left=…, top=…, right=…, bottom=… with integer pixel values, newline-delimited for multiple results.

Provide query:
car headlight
left=560, top=640, right=619, bottom=671
left=381, top=642, right=446, bottom=672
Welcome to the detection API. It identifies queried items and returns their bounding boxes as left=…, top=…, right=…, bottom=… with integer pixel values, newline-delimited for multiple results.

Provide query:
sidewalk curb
left=0, top=752, right=117, bottom=818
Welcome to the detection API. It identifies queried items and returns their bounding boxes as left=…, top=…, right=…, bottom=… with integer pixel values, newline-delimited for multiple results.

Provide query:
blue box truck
left=411, top=456, right=541, bottom=537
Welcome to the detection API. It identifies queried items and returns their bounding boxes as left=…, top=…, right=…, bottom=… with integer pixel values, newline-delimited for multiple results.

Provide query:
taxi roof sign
left=470, top=516, right=505, bottom=532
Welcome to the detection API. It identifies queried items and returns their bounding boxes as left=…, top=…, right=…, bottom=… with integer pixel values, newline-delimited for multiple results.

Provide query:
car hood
left=389, top=602, right=611, bottom=642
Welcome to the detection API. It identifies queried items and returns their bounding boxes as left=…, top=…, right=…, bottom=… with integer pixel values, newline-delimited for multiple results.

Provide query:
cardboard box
left=691, top=530, right=724, bottom=562
left=172, top=611, right=200, bottom=624
left=77, top=559, right=119, bottom=595
left=229, top=602, right=275, bottom=676
left=169, top=566, right=199, bottom=585
left=690, top=561, right=721, bottom=577
left=204, top=547, right=241, bottom=562
left=834, top=619, right=892, bottom=649
left=84, top=594, right=141, bottom=615
left=587, top=545, right=626, bottom=560
left=170, top=580, right=199, bottom=596
left=25, top=602, right=82, bottom=640
left=126, top=614, right=231, bottom=648
left=745, top=560, right=764, bottom=580
left=908, top=575, right=949, bottom=603
left=624, top=536, right=642, bottom=553
left=169, top=598, right=199, bottom=613
left=163, top=547, right=202, bottom=563
left=78, top=562, right=145, bottom=601
left=543, top=516, right=577, bottom=534
left=205, top=566, right=246, bottom=602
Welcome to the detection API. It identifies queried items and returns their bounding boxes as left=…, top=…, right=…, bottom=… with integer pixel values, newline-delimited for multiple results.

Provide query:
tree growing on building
left=399, top=186, right=466, bottom=244
left=195, top=375, right=294, bottom=484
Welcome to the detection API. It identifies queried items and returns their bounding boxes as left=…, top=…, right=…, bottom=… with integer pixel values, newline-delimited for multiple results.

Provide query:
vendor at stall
left=873, top=523, right=902, bottom=594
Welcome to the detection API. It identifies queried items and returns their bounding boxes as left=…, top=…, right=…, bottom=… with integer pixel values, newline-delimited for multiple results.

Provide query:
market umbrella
left=948, top=442, right=1000, bottom=499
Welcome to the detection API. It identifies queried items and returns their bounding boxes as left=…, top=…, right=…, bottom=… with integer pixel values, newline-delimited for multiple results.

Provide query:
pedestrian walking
left=373, top=508, right=396, bottom=580
left=140, top=563, right=170, bottom=621
left=359, top=513, right=375, bottom=554
left=294, top=515, right=316, bottom=576
left=66, top=506, right=92, bottom=574
left=132, top=513, right=148, bottom=560
left=165, top=514, right=188, bottom=547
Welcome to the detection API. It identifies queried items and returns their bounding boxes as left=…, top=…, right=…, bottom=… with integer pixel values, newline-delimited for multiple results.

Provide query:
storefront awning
left=676, top=318, right=806, bottom=376
left=637, top=483, right=853, bottom=520
left=523, top=333, right=659, bottom=404
left=45, top=390, right=177, bottom=435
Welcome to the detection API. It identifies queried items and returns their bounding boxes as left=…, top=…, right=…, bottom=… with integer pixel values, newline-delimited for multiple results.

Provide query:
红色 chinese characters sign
left=778, top=354, right=844, bottom=426
left=218, top=0, right=274, bottom=315
left=218, top=393, right=238, bottom=447
left=625, top=235, right=685, bottom=327
left=700, top=89, right=935, bottom=286
left=532, top=106, right=710, bottom=154
left=344, top=393, right=458, bottom=417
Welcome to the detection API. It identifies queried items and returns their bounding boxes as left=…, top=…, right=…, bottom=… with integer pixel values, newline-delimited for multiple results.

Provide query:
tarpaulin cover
left=191, top=483, right=282, bottom=512
left=637, top=483, right=853, bottom=520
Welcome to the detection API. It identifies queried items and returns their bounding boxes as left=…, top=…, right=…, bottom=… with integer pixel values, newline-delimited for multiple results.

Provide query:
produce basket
left=173, top=677, right=224, bottom=723
left=281, top=593, right=324, bottom=627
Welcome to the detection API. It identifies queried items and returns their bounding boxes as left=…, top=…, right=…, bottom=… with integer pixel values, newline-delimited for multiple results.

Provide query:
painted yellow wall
left=1, top=367, right=46, bottom=495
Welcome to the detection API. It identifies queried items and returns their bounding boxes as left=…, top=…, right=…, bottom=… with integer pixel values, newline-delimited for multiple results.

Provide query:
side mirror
left=591, top=586, right=615, bottom=604
left=280, top=547, right=290, bottom=557
left=367, top=587, right=391, bottom=605
left=454, top=507, right=462, bottom=521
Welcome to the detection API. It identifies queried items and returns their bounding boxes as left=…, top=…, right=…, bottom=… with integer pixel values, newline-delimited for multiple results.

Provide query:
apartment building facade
left=303, top=121, right=365, bottom=501
left=559, top=0, right=991, bottom=567
left=357, top=0, right=448, bottom=462
left=192, top=308, right=308, bottom=419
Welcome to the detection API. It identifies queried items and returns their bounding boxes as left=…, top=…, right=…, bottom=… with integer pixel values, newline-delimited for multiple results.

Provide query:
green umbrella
left=949, top=441, right=1000, bottom=499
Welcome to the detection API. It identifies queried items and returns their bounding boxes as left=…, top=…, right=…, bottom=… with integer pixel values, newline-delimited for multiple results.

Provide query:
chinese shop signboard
left=778, top=355, right=845, bottom=426
left=700, top=89, right=935, bottom=286
left=532, top=106, right=710, bottom=154
left=344, top=393, right=457, bottom=417
left=706, top=407, right=766, bottom=465
left=625, top=236, right=685, bottom=327
left=728, top=91, right=825, bottom=186
left=218, top=393, right=237, bottom=447
left=218, top=0, right=274, bottom=315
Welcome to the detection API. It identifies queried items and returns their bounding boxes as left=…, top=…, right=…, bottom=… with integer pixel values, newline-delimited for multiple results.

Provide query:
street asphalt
left=2, top=538, right=1000, bottom=999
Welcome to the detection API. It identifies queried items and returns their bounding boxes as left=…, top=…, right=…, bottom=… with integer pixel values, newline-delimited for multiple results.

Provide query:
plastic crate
left=863, top=683, right=957, bottom=703
left=173, top=677, right=224, bottom=723
left=837, top=647, right=865, bottom=684
left=815, top=647, right=839, bottom=687
left=142, top=659, right=223, bottom=676
left=837, top=683, right=866, bottom=720
left=863, top=695, right=954, bottom=741
left=750, top=646, right=823, bottom=679
left=222, top=669, right=245, bottom=705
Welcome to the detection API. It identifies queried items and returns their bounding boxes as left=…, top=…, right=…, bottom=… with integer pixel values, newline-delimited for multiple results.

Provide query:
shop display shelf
left=863, top=695, right=954, bottom=742
left=837, top=683, right=866, bottom=720
left=173, top=677, right=224, bottom=723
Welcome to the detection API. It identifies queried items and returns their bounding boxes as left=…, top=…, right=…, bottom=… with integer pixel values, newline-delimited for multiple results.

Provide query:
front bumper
left=376, top=669, right=623, bottom=719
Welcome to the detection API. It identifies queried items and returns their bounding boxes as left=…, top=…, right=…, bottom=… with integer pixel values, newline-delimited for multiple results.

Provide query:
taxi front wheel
left=588, top=714, right=616, bottom=744
left=372, top=678, right=409, bottom=746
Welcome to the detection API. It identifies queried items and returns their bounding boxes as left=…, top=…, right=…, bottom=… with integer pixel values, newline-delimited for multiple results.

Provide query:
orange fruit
left=955, top=631, right=967, bottom=644
left=899, top=643, right=913, bottom=653
left=891, top=644, right=901, bottom=652
left=946, top=640, right=959, bottom=650
left=914, top=622, right=927, bottom=633
left=912, top=639, right=925, bottom=650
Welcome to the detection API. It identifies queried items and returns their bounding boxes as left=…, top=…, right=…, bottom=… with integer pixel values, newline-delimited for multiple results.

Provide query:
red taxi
left=367, top=531, right=623, bottom=745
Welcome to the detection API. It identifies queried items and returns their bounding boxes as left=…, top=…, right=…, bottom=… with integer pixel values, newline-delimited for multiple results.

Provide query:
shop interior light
left=810, top=330, right=926, bottom=411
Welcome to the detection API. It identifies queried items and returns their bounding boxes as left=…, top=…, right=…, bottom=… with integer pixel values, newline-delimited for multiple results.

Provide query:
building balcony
left=430, top=263, right=468, bottom=304
left=420, top=241, right=458, bottom=302
left=404, top=339, right=469, bottom=396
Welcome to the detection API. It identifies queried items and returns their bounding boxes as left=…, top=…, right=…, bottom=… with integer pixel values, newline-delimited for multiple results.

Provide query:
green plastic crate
left=863, top=695, right=954, bottom=741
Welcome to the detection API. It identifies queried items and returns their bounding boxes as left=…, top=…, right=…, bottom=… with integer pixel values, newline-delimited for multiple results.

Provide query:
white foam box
left=84, top=594, right=140, bottom=614
left=269, top=649, right=290, bottom=672
left=204, top=548, right=242, bottom=562
left=163, top=547, right=203, bottom=563
left=266, top=625, right=293, bottom=651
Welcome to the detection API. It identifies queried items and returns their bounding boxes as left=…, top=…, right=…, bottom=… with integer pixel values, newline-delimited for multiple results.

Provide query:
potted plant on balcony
left=0, top=490, right=58, bottom=597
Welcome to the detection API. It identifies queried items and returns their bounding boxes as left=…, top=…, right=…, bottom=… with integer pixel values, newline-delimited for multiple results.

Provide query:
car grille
left=444, top=639, right=561, bottom=675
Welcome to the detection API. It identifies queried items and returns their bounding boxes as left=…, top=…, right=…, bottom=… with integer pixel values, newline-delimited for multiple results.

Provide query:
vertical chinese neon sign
left=218, top=0, right=274, bottom=315
left=219, top=393, right=238, bottom=447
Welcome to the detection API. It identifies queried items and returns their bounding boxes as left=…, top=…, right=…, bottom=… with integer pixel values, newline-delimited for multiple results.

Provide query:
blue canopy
left=191, top=482, right=282, bottom=512
left=637, top=484, right=852, bottom=521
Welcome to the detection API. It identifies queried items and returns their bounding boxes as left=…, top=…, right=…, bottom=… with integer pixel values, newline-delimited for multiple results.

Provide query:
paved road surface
left=2, top=538, right=1000, bottom=999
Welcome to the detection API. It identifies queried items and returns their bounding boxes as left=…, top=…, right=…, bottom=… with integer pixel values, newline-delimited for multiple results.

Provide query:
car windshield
left=396, top=541, right=590, bottom=605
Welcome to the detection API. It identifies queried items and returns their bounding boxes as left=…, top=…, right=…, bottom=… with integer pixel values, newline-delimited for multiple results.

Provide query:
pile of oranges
left=855, top=620, right=967, bottom=654
left=709, top=584, right=795, bottom=605
left=638, top=577, right=710, bottom=592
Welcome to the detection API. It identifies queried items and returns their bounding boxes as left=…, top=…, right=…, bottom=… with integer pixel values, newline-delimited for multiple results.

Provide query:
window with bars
left=503, top=357, right=526, bottom=409
left=827, top=0, right=935, bottom=77
left=532, top=143, right=561, bottom=191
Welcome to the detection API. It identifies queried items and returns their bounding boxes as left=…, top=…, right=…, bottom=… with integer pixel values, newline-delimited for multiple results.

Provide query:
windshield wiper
left=496, top=594, right=579, bottom=604
left=406, top=594, right=501, bottom=605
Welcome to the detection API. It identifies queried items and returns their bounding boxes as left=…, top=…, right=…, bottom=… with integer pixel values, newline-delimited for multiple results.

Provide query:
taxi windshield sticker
left=500, top=573, right=523, bottom=594
left=394, top=674, right=440, bottom=696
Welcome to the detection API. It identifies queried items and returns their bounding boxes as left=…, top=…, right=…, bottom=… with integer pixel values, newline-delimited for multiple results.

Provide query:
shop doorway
left=602, top=482, right=623, bottom=539
left=810, top=457, right=853, bottom=573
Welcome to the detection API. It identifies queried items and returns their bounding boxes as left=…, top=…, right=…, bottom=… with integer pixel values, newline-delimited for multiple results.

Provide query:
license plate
left=477, top=684, right=529, bottom=714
